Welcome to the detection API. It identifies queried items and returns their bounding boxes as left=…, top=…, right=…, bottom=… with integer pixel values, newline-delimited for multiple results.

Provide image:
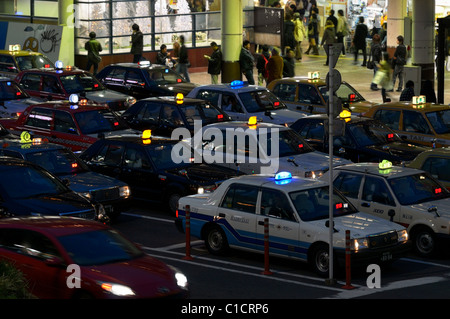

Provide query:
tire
left=167, top=192, right=182, bottom=216
left=412, top=227, right=437, bottom=257
left=309, top=243, right=331, bottom=277
left=204, top=225, right=229, bottom=255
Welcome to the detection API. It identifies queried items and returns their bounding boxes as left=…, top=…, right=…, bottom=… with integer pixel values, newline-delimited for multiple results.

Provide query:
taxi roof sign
left=248, top=116, right=257, bottom=126
left=379, top=160, right=392, bottom=170
left=176, top=93, right=184, bottom=104
left=142, top=129, right=152, bottom=139
left=308, top=71, right=320, bottom=80
left=412, top=95, right=426, bottom=105
left=9, top=44, right=21, bottom=51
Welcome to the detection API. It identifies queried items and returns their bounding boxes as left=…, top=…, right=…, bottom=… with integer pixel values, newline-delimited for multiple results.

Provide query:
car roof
left=25, top=101, right=110, bottom=112
left=222, top=174, right=328, bottom=192
left=100, top=134, right=180, bottom=146
left=192, top=82, right=270, bottom=93
left=203, top=120, right=289, bottom=131
left=334, top=162, right=423, bottom=179
left=367, top=101, right=450, bottom=113
left=138, top=96, right=212, bottom=105
left=296, top=114, right=372, bottom=123
left=18, top=68, right=87, bottom=76
left=1, top=140, right=66, bottom=154
left=0, top=216, right=108, bottom=237
left=105, top=63, right=169, bottom=70
left=270, top=76, right=327, bottom=86
left=0, top=50, right=45, bottom=57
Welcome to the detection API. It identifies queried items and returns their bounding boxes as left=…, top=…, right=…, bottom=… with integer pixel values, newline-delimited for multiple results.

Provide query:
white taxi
left=175, top=172, right=410, bottom=276
left=324, top=160, right=450, bottom=257
left=186, top=117, right=352, bottom=178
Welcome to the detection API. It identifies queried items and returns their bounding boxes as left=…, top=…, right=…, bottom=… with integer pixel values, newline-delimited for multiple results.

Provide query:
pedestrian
left=130, top=23, right=143, bottom=63
left=283, top=48, right=296, bottom=77
left=293, top=12, right=307, bottom=61
left=155, top=44, right=176, bottom=68
left=283, top=14, right=296, bottom=53
left=352, top=16, right=368, bottom=66
left=392, top=35, right=407, bottom=92
left=205, top=41, right=222, bottom=84
left=372, top=52, right=393, bottom=103
left=176, top=35, right=191, bottom=82
left=369, top=34, right=382, bottom=90
left=266, top=47, right=283, bottom=85
left=321, top=19, right=336, bottom=66
left=326, top=9, right=338, bottom=31
left=420, top=80, right=437, bottom=104
left=85, top=31, right=102, bottom=75
left=239, top=40, right=255, bottom=85
left=256, top=44, right=271, bottom=86
left=399, top=80, right=415, bottom=102
left=305, top=13, right=319, bottom=55
left=336, top=9, right=349, bottom=55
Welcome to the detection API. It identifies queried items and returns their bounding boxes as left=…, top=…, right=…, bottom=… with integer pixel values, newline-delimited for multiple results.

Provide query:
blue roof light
left=275, top=171, right=292, bottom=185
left=230, top=80, right=244, bottom=89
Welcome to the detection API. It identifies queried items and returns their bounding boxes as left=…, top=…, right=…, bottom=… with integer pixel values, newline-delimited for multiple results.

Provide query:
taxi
left=407, top=147, right=450, bottom=190
left=0, top=77, right=40, bottom=118
left=0, top=45, right=54, bottom=80
left=323, top=160, right=450, bottom=257
left=363, top=96, right=450, bottom=148
left=0, top=135, right=131, bottom=222
left=15, top=61, right=136, bottom=112
left=79, top=131, right=244, bottom=214
left=186, top=80, right=305, bottom=126
left=189, top=117, right=352, bottom=177
left=0, top=95, right=142, bottom=152
left=95, top=61, right=197, bottom=100
left=267, top=72, right=376, bottom=115
left=175, top=172, right=410, bottom=276
left=120, top=93, right=231, bottom=137
left=290, top=112, right=429, bottom=165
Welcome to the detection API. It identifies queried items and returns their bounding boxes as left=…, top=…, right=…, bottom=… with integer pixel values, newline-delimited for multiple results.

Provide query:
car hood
left=0, top=98, right=40, bottom=115
left=365, top=142, right=429, bottom=162
left=83, top=255, right=183, bottom=298
left=409, top=198, right=450, bottom=218
left=346, top=101, right=376, bottom=115
left=85, top=89, right=133, bottom=103
left=57, top=171, right=127, bottom=193
left=159, top=82, right=198, bottom=95
left=265, top=151, right=352, bottom=176
left=166, top=163, right=242, bottom=184
left=7, top=191, right=94, bottom=217
left=87, top=129, right=142, bottom=139
left=253, top=109, right=306, bottom=126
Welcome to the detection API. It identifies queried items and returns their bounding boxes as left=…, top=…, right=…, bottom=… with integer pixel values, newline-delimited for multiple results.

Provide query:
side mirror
left=388, top=209, right=395, bottom=222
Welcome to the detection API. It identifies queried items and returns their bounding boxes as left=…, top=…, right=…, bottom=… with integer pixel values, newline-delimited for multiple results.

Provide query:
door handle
left=258, top=220, right=265, bottom=226
left=361, top=202, right=370, bottom=207
left=218, top=213, right=225, bottom=218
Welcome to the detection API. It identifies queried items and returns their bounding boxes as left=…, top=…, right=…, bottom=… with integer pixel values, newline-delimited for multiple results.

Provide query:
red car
left=0, top=216, right=189, bottom=299
left=0, top=101, right=141, bottom=152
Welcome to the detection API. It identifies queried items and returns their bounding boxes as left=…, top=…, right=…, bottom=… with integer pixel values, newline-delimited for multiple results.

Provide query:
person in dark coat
left=283, top=48, right=296, bottom=77
left=266, top=47, right=283, bottom=85
left=205, top=42, right=222, bottom=84
left=305, top=13, right=319, bottom=55
left=85, top=31, right=102, bottom=75
left=156, top=44, right=176, bottom=68
left=392, top=35, right=407, bottom=92
left=320, top=19, right=336, bottom=66
left=256, top=44, right=271, bottom=86
left=326, top=9, right=338, bottom=31
left=399, top=80, right=415, bottom=102
left=352, top=16, right=368, bottom=66
left=176, top=35, right=190, bottom=82
left=240, top=40, right=255, bottom=85
left=283, top=15, right=296, bottom=53
left=370, top=34, right=382, bottom=90
left=130, top=24, right=143, bottom=63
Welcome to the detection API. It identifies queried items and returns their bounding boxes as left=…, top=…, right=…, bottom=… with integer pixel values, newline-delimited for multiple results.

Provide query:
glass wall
left=0, top=0, right=58, bottom=18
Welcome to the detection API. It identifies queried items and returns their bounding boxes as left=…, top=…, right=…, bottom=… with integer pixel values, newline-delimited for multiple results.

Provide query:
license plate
left=381, top=252, right=392, bottom=262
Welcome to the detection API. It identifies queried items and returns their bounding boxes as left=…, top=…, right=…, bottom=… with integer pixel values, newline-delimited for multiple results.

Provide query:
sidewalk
left=189, top=47, right=450, bottom=105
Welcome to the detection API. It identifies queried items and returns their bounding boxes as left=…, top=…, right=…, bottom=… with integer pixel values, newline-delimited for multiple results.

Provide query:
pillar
left=58, top=0, right=75, bottom=66
left=386, top=0, right=407, bottom=57
left=221, top=0, right=243, bottom=83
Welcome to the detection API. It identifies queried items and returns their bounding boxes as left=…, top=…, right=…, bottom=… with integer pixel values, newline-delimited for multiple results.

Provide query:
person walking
left=336, top=9, right=349, bottom=56
left=283, top=14, right=296, bottom=53
left=326, top=9, right=338, bottom=30
left=305, top=13, right=319, bottom=55
left=266, top=47, right=283, bottom=85
left=293, top=12, right=307, bottom=61
left=205, top=41, right=222, bottom=84
left=392, top=35, right=407, bottom=92
left=85, top=31, right=102, bottom=75
left=176, top=35, right=191, bottom=82
left=369, top=34, right=382, bottom=90
left=130, top=23, right=143, bottom=63
left=240, top=40, right=256, bottom=85
left=321, top=19, right=336, bottom=66
left=256, top=44, right=271, bottom=86
left=283, top=48, right=296, bottom=77
left=372, top=52, right=393, bottom=102
left=352, top=16, right=368, bottom=66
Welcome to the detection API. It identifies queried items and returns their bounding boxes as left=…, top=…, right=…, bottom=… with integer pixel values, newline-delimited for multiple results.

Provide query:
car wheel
left=310, top=243, right=330, bottom=277
left=167, top=192, right=182, bottom=215
left=412, top=227, right=436, bottom=257
left=205, top=225, right=229, bottom=255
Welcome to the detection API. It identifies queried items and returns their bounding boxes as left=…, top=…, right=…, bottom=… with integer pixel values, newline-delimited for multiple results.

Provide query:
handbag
left=366, top=60, right=374, bottom=69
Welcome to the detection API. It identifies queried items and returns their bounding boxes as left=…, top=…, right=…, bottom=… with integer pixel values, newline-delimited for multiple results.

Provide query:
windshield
left=0, top=80, right=29, bottom=101
left=147, top=68, right=184, bottom=85
left=426, top=109, right=450, bottom=134
left=347, top=120, right=400, bottom=147
left=74, top=109, right=128, bottom=134
left=290, top=186, right=358, bottom=221
left=58, top=229, right=144, bottom=266
left=0, top=124, right=10, bottom=137
left=320, top=83, right=364, bottom=103
left=259, top=129, right=314, bottom=157
left=60, top=73, right=104, bottom=94
left=238, top=90, right=287, bottom=113
left=388, top=173, right=450, bottom=205
left=0, top=165, right=67, bottom=199
left=25, top=149, right=89, bottom=175
left=15, top=55, right=54, bottom=70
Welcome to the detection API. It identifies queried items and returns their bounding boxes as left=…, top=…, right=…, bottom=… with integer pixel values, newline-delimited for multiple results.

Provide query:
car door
left=41, top=74, right=66, bottom=101
left=358, top=175, right=397, bottom=221
left=0, top=228, right=67, bottom=299
left=296, top=84, right=326, bottom=114
left=85, top=141, right=125, bottom=180
left=18, top=73, right=43, bottom=100
left=125, top=69, right=149, bottom=99
left=401, top=110, right=436, bottom=146
left=270, top=82, right=298, bottom=112
left=215, top=183, right=258, bottom=248
left=99, top=67, right=128, bottom=95
left=220, top=93, right=247, bottom=121
left=123, top=101, right=161, bottom=132
left=256, top=188, right=300, bottom=257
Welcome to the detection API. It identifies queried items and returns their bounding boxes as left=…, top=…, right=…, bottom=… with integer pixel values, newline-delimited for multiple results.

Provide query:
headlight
left=397, top=229, right=408, bottom=242
left=305, top=170, right=325, bottom=179
left=99, top=282, right=135, bottom=296
left=119, top=185, right=131, bottom=198
left=125, top=97, right=136, bottom=107
left=197, top=185, right=216, bottom=194
left=352, top=238, right=369, bottom=251
left=169, top=266, right=188, bottom=289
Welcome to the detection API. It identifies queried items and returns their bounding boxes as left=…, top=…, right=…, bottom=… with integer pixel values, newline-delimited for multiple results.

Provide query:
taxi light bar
left=142, top=130, right=152, bottom=139
left=138, top=60, right=151, bottom=67
left=9, top=44, right=21, bottom=51
left=275, top=171, right=292, bottom=181
left=176, top=93, right=184, bottom=104
left=55, top=60, right=64, bottom=69
left=308, top=71, right=320, bottom=79
left=379, top=160, right=392, bottom=170
left=248, top=116, right=257, bottom=126
left=412, top=95, right=426, bottom=106
left=339, top=109, right=352, bottom=122
left=230, top=80, right=244, bottom=89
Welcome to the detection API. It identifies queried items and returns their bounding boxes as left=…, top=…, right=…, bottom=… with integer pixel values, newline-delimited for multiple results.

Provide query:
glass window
left=299, top=121, right=324, bottom=141
left=42, top=75, right=62, bottom=94
left=54, top=110, right=77, bottom=134
left=426, top=109, right=450, bottom=134
left=195, top=90, right=220, bottom=107
left=24, top=108, right=53, bottom=129
left=221, top=94, right=242, bottom=113
left=126, top=70, right=146, bottom=85
left=402, top=111, right=431, bottom=134
left=271, top=83, right=296, bottom=102
left=0, top=81, right=28, bottom=101
left=239, top=90, right=286, bottom=113
left=20, top=73, right=41, bottom=91
left=260, top=188, right=295, bottom=221
left=93, top=143, right=124, bottom=166
left=123, top=147, right=151, bottom=170
left=297, top=84, right=322, bottom=105
left=362, top=176, right=395, bottom=206
left=220, top=183, right=258, bottom=214
left=373, top=109, right=400, bottom=130
left=160, top=104, right=184, bottom=127
left=136, top=102, right=160, bottom=124
left=333, top=172, right=362, bottom=199
left=421, top=156, right=450, bottom=183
